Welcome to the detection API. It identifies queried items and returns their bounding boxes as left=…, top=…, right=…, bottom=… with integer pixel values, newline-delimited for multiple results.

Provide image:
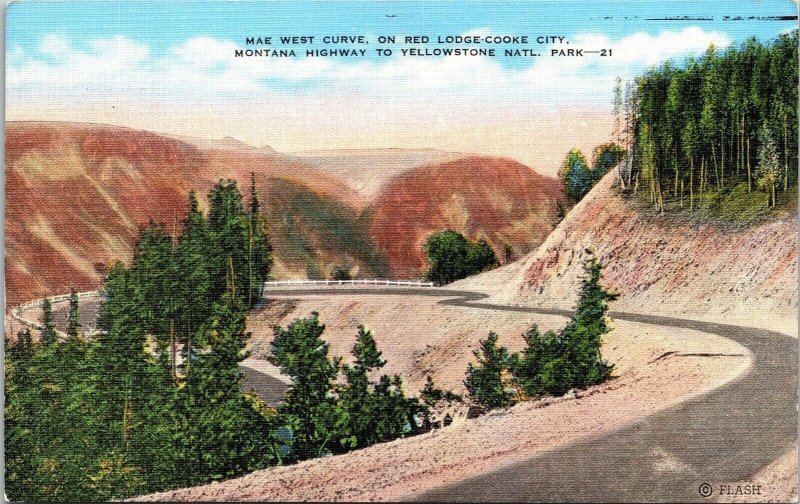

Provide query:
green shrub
left=464, top=332, right=515, bottom=409
left=513, top=251, right=617, bottom=398
left=331, top=266, right=353, bottom=281
left=423, top=230, right=499, bottom=285
left=467, top=251, right=617, bottom=410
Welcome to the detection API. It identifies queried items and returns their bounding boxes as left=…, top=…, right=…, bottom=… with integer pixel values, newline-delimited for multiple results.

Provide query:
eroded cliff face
left=455, top=172, right=797, bottom=329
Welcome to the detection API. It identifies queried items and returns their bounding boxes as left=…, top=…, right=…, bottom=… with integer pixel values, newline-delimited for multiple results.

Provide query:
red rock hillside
left=369, top=156, right=566, bottom=277
left=4, top=122, right=361, bottom=306
left=5, top=123, right=568, bottom=307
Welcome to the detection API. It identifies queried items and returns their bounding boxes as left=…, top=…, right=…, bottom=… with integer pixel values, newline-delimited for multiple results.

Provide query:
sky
left=6, top=0, right=798, bottom=173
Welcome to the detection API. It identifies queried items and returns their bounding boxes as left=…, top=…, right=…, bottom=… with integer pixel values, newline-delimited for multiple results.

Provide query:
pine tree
left=208, top=179, right=251, bottom=306
left=42, top=315, right=103, bottom=501
left=370, top=374, right=424, bottom=443
left=4, top=332, right=36, bottom=500
left=97, top=248, right=182, bottom=495
left=756, top=123, right=780, bottom=208
left=41, top=298, right=58, bottom=345
left=339, top=325, right=385, bottom=449
left=247, top=173, right=273, bottom=307
left=560, top=149, right=592, bottom=203
left=510, top=324, right=564, bottom=398
left=175, top=191, right=212, bottom=365
left=66, top=288, right=81, bottom=341
left=558, top=251, right=618, bottom=390
left=629, top=31, right=798, bottom=210
left=465, top=332, right=514, bottom=409
left=179, top=293, right=277, bottom=485
left=270, top=313, right=343, bottom=460
left=94, top=262, right=148, bottom=452
left=130, top=222, right=175, bottom=347
left=612, top=76, right=624, bottom=145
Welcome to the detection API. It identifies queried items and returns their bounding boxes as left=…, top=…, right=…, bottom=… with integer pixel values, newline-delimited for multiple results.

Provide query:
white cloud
left=39, top=33, right=71, bottom=56
left=10, top=35, right=150, bottom=87
left=7, top=27, right=732, bottom=171
left=171, top=37, right=238, bottom=68
left=9, top=27, right=730, bottom=102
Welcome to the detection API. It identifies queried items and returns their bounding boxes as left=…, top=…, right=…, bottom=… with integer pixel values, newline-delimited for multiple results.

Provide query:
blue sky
left=6, top=1, right=798, bottom=171
left=9, top=1, right=795, bottom=63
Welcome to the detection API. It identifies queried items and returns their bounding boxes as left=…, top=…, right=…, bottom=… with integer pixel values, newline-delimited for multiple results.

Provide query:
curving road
left=266, top=286, right=797, bottom=503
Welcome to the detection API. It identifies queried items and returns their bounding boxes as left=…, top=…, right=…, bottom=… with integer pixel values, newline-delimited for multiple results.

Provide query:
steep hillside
left=4, top=122, right=363, bottom=306
left=370, top=156, right=565, bottom=278
left=455, top=171, right=798, bottom=331
left=7, top=123, right=564, bottom=306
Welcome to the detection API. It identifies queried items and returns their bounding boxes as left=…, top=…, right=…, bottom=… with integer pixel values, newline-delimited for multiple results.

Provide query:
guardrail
left=11, top=290, right=101, bottom=335
left=9, top=280, right=435, bottom=335
left=264, top=279, right=435, bottom=287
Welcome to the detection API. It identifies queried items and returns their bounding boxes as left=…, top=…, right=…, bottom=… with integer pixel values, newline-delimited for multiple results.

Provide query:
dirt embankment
left=454, top=172, right=798, bottom=335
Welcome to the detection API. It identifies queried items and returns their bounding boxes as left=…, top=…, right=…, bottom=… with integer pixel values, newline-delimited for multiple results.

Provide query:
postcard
left=4, top=1, right=798, bottom=502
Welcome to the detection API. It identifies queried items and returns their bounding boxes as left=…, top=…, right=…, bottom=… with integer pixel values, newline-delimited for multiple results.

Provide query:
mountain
left=5, top=122, right=364, bottom=305
left=291, top=148, right=466, bottom=200
left=369, top=156, right=566, bottom=278
left=5, top=122, right=566, bottom=306
left=164, top=133, right=277, bottom=154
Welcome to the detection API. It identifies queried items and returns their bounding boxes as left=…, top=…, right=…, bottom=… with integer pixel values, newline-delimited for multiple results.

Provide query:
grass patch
left=697, top=183, right=771, bottom=223
left=634, top=180, right=796, bottom=224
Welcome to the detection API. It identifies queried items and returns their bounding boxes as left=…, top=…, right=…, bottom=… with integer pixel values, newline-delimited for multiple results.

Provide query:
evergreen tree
left=465, top=332, right=514, bottom=409
left=208, top=179, right=251, bottom=306
left=38, top=320, right=103, bottom=501
left=591, top=143, right=626, bottom=182
left=269, top=313, right=344, bottom=460
left=756, top=123, right=780, bottom=208
left=67, top=288, right=81, bottom=341
left=130, top=222, right=175, bottom=347
left=560, top=149, right=592, bottom=203
left=93, top=263, right=155, bottom=466
left=339, top=326, right=385, bottom=450
left=511, top=324, right=565, bottom=398
left=4, top=333, right=36, bottom=500
left=629, top=30, right=798, bottom=211
left=557, top=251, right=617, bottom=390
left=369, top=374, right=425, bottom=443
left=178, top=293, right=278, bottom=485
left=175, top=191, right=212, bottom=361
left=40, top=298, right=57, bottom=345
left=247, top=173, right=273, bottom=306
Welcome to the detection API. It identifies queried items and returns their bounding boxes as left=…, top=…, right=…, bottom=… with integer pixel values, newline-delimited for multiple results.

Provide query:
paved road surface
left=266, top=287, right=797, bottom=503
